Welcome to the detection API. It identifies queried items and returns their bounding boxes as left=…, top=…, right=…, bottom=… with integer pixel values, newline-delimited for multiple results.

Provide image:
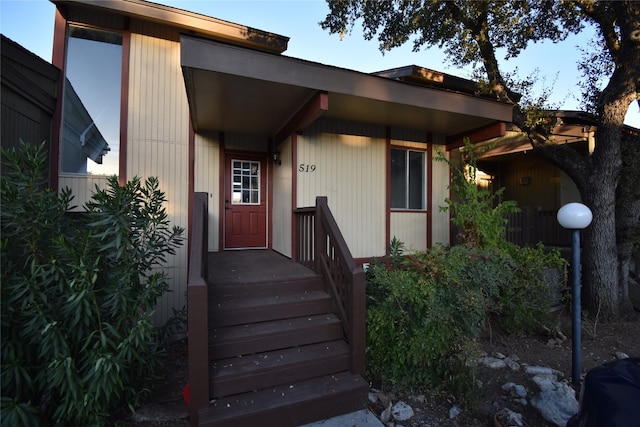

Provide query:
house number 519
left=299, top=164, right=316, bottom=172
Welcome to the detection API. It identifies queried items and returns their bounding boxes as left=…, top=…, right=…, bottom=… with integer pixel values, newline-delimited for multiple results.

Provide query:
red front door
left=224, top=155, right=267, bottom=249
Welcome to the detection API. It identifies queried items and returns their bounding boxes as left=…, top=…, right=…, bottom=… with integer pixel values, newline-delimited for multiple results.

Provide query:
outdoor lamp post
left=557, top=202, right=593, bottom=386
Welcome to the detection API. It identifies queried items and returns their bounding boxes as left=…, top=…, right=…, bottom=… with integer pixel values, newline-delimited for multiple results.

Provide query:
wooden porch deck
left=207, top=250, right=316, bottom=286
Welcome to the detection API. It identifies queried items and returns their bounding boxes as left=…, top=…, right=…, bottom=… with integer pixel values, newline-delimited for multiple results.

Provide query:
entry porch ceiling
left=181, top=35, right=513, bottom=142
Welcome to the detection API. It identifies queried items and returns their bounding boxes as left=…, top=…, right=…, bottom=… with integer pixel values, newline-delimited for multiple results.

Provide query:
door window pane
left=61, top=26, right=122, bottom=175
left=231, top=160, right=260, bottom=204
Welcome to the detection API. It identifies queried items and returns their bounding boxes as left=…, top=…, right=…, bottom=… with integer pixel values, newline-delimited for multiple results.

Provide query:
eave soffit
left=180, top=35, right=513, bottom=143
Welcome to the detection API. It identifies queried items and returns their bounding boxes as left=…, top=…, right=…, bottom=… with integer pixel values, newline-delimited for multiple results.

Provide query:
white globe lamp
left=557, top=202, right=593, bottom=230
left=557, top=202, right=592, bottom=386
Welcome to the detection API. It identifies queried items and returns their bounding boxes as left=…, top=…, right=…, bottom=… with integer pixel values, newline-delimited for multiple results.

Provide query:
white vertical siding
left=272, top=137, right=293, bottom=257
left=297, top=120, right=386, bottom=259
left=431, top=136, right=450, bottom=245
left=194, top=133, right=221, bottom=251
left=390, top=212, right=427, bottom=253
left=127, top=30, right=190, bottom=327
left=58, top=175, right=111, bottom=210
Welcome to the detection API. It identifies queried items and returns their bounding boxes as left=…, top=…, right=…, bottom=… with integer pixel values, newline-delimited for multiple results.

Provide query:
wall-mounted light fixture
left=272, top=151, right=281, bottom=165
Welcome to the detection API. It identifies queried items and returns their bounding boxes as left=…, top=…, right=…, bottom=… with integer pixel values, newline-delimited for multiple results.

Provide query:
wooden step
left=210, top=340, right=350, bottom=398
left=211, top=290, right=332, bottom=328
left=199, top=371, right=368, bottom=427
left=210, top=276, right=324, bottom=300
left=209, top=314, right=344, bottom=360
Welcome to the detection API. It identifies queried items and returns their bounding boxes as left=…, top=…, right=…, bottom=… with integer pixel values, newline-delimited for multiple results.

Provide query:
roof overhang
left=477, top=111, right=640, bottom=161
left=51, top=0, right=289, bottom=54
left=180, top=35, right=514, bottom=144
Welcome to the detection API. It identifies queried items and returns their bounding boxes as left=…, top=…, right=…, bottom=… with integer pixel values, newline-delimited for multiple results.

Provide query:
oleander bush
left=1, top=141, right=184, bottom=426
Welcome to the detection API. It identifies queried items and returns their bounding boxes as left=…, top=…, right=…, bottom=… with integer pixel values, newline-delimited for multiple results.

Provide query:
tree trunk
left=616, top=130, right=640, bottom=316
left=581, top=174, right=620, bottom=320
left=579, top=100, right=625, bottom=319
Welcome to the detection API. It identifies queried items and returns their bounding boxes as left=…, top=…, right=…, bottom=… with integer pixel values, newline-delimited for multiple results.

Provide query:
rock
left=494, top=408, right=526, bottom=427
left=368, top=391, right=378, bottom=403
left=504, top=358, right=521, bottom=371
left=391, top=400, right=414, bottom=422
left=479, top=356, right=507, bottom=369
left=502, top=382, right=527, bottom=399
left=380, top=402, right=392, bottom=423
left=615, top=351, right=630, bottom=360
left=449, top=404, right=462, bottom=419
left=529, top=375, right=578, bottom=427
left=523, top=365, right=562, bottom=377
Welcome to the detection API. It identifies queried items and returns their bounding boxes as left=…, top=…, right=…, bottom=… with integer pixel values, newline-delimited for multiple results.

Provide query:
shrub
left=497, top=243, right=567, bottom=334
left=435, top=138, right=518, bottom=249
left=366, top=242, right=565, bottom=402
left=1, top=141, right=184, bottom=426
left=366, top=244, right=512, bottom=401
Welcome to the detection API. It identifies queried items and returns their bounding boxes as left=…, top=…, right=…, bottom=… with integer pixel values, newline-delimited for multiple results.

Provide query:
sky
left=1, top=0, right=638, bottom=128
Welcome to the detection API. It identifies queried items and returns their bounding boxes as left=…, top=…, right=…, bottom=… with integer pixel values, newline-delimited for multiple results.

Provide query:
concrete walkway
left=301, top=410, right=384, bottom=427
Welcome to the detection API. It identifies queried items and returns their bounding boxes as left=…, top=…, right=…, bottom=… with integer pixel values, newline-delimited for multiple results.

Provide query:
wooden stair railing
left=187, top=192, right=209, bottom=426
left=294, top=196, right=366, bottom=375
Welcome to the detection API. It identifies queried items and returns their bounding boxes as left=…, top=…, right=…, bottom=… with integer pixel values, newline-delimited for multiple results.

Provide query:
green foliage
left=366, top=241, right=566, bottom=402
left=499, top=243, right=567, bottom=334
left=320, top=1, right=582, bottom=68
left=436, top=138, right=519, bottom=249
left=387, top=236, right=405, bottom=267
left=367, top=244, right=507, bottom=401
left=1, top=141, right=184, bottom=426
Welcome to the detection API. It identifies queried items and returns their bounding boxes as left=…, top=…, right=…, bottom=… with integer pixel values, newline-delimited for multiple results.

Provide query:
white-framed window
left=390, top=148, right=425, bottom=210
left=61, top=25, right=122, bottom=175
left=231, top=160, right=260, bottom=204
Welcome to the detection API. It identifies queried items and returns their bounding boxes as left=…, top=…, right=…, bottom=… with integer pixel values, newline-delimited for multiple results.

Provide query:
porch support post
left=350, top=268, right=366, bottom=375
left=314, top=196, right=328, bottom=273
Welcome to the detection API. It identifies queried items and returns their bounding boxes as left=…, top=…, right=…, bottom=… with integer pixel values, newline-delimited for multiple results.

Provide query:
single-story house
left=43, top=0, right=515, bottom=424
left=48, top=0, right=512, bottom=322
